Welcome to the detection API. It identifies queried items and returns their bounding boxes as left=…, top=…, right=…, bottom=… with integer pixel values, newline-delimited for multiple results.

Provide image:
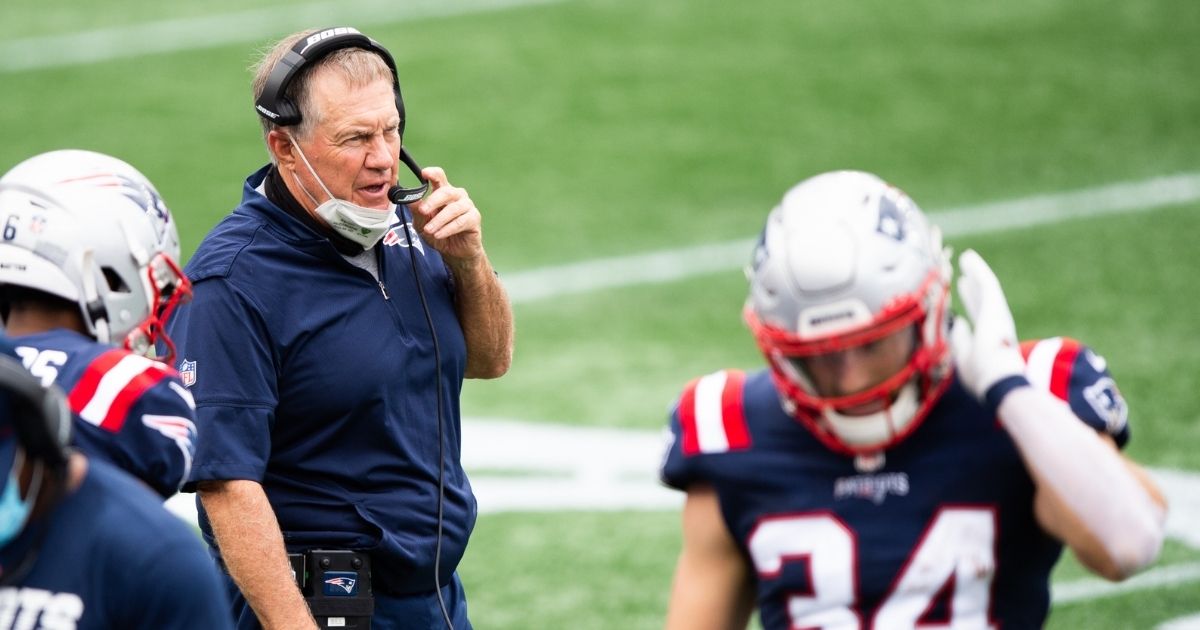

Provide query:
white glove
left=950, top=249, right=1028, bottom=407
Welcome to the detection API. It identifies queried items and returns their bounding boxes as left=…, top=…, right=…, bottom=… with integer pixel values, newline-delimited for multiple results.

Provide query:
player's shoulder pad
left=1020, top=336, right=1129, bottom=437
left=674, top=369, right=753, bottom=457
left=68, top=348, right=184, bottom=432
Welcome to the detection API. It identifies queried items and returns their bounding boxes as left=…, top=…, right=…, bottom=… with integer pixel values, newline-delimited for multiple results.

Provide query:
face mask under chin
left=287, top=133, right=400, bottom=249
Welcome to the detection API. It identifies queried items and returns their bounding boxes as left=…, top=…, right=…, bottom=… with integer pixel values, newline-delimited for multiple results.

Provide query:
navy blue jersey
left=0, top=458, right=231, bottom=629
left=660, top=337, right=1129, bottom=629
left=10, top=329, right=195, bottom=498
left=168, top=166, right=475, bottom=595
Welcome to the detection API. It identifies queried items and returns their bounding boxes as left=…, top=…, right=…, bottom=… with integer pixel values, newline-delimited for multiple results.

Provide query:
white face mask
left=287, top=133, right=400, bottom=249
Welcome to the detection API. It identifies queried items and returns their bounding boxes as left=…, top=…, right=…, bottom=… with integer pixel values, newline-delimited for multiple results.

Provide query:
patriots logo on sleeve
left=1083, top=376, right=1129, bottom=435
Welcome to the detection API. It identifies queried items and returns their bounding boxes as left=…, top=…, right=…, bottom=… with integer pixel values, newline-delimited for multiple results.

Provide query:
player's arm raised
left=665, top=484, right=756, bottom=630
left=1030, top=432, right=1168, bottom=579
left=952, top=249, right=1166, bottom=581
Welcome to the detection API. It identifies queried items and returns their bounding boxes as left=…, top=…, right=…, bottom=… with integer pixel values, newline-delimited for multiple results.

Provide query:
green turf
left=3, top=0, right=1198, bottom=626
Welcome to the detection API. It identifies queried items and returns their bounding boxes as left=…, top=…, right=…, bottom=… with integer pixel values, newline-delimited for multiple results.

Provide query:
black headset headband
left=255, top=27, right=405, bottom=131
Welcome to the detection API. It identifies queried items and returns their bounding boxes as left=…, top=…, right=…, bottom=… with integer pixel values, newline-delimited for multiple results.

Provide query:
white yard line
left=0, top=0, right=565, bottom=72
left=503, top=172, right=1200, bottom=304
left=1053, top=562, right=1200, bottom=604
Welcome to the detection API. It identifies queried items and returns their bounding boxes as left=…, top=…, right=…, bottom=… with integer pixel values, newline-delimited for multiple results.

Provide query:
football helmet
left=0, top=150, right=191, bottom=363
left=744, top=170, right=953, bottom=455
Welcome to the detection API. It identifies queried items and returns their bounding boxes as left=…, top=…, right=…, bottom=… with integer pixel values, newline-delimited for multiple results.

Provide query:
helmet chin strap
left=79, top=249, right=111, bottom=344
left=821, top=381, right=920, bottom=450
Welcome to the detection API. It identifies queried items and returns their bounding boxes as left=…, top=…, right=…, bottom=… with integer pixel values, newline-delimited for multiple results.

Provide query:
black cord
left=399, top=209, right=453, bottom=630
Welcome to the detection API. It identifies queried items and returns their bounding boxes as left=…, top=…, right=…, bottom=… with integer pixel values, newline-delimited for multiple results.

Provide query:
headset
left=254, top=28, right=453, bottom=629
left=0, top=354, right=71, bottom=477
left=254, top=26, right=429, bottom=205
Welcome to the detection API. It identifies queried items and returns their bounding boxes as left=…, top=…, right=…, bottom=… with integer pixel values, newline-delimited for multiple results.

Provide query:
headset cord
left=400, top=209, right=454, bottom=630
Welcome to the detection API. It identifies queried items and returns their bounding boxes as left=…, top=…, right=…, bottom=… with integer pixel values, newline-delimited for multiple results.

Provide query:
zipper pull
left=378, top=281, right=390, bottom=300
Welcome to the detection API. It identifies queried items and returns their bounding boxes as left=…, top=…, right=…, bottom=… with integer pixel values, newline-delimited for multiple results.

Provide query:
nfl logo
left=179, top=359, right=197, bottom=387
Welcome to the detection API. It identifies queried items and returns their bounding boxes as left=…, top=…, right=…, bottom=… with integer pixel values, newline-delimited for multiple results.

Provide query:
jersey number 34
left=748, top=507, right=996, bottom=629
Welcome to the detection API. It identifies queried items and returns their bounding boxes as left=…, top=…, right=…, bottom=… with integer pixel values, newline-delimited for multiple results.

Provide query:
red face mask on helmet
left=744, top=170, right=954, bottom=455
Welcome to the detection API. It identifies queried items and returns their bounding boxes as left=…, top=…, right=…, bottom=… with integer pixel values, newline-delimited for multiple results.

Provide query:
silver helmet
left=744, top=170, right=953, bottom=454
left=0, top=150, right=191, bottom=362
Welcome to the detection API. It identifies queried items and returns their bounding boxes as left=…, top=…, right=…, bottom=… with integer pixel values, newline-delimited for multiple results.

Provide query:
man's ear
left=267, top=129, right=297, bottom=170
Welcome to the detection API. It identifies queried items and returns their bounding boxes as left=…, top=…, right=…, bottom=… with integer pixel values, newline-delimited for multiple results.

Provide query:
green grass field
left=3, top=0, right=1198, bottom=627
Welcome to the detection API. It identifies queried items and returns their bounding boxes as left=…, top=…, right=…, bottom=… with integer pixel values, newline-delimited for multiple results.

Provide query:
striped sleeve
left=68, top=350, right=173, bottom=432
left=1021, top=337, right=1130, bottom=446
left=660, top=369, right=752, bottom=490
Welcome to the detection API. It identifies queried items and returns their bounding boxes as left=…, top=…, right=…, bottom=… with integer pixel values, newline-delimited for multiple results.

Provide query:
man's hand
left=406, top=166, right=484, bottom=265
left=951, top=249, right=1027, bottom=407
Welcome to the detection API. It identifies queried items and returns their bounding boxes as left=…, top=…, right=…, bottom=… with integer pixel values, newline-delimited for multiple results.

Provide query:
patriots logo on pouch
left=323, top=573, right=358, bottom=596
left=179, top=359, right=197, bottom=387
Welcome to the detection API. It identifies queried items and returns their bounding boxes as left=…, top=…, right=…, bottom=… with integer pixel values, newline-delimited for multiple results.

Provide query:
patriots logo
left=1084, top=376, right=1129, bottom=435
left=382, top=222, right=425, bottom=254
left=875, top=188, right=909, bottom=242
left=63, top=171, right=173, bottom=249
left=179, top=359, right=197, bottom=387
left=322, top=572, right=359, bottom=596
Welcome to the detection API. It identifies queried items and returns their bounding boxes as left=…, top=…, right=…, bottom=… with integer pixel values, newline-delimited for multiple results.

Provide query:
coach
left=167, top=26, right=513, bottom=630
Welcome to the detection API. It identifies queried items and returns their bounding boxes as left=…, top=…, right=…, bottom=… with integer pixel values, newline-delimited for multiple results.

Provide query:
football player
left=0, top=150, right=195, bottom=498
left=0, top=345, right=232, bottom=628
left=661, top=171, right=1167, bottom=629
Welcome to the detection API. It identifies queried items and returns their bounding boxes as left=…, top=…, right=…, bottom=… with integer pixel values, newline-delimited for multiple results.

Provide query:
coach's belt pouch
left=290, top=549, right=374, bottom=629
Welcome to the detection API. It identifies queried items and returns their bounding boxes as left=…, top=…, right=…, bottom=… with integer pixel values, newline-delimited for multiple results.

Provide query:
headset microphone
left=388, top=147, right=430, bottom=205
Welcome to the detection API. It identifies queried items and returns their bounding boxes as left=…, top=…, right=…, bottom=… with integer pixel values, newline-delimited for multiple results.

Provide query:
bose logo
left=255, top=104, right=279, bottom=119
left=300, top=27, right=362, bottom=54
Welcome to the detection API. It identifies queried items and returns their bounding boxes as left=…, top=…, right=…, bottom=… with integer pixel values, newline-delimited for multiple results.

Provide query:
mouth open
left=361, top=182, right=387, bottom=195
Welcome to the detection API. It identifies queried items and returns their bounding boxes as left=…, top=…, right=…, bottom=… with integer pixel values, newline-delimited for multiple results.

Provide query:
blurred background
left=3, top=0, right=1198, bottom=627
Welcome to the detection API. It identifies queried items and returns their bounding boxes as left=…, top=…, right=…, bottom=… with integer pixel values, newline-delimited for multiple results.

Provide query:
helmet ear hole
left=101, top=267, right=131, bottom=293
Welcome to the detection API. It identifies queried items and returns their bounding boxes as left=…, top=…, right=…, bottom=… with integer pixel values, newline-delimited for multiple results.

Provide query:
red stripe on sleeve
left=66, top=350, right=126, bottom=414
left=100, top=365, right=170, bottom=432
left=678, top=377, right=701, bottom=456
left=720, top=370, right=752, bottom=450
left=1049, top=338, right=1082, bottom=402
